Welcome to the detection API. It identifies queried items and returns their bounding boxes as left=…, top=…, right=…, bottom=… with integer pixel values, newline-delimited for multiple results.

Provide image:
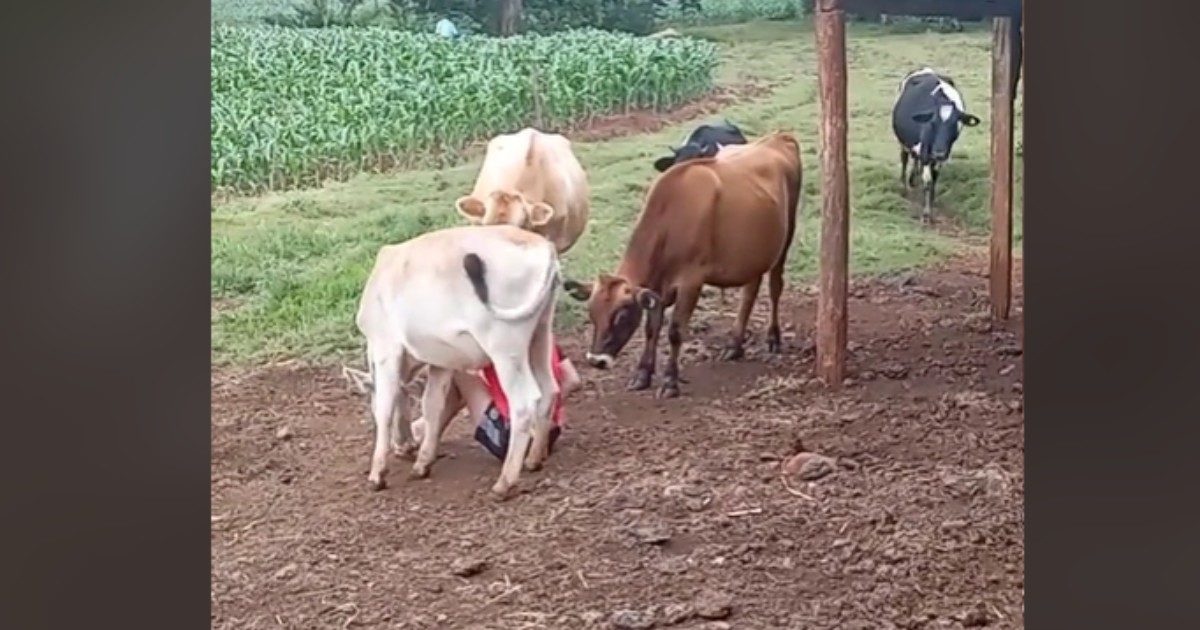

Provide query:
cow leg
left=767, top=264, right=786, bottom=353
left=407, top=373, right=467, bottom=450
left=922, top=163, right=938, bottom=224
left=899, top=149, right=910, bottom=187
left=390, top=382, right=419, bottom=458
left=366, top=351, right=403, bottom=491
left=721, top=277, right=762, bottom=361
left=488, top=356, right=542, bottom=499
left=908, top=158, right=922, bottom=189
left=524, top=315, right=557, bottom=472
left=390, top=361, right=425, bottom=457
left=630, top=300, right=664, bottom=390
left=660, top=286, right=701, bottom=399
left=412, top=366, right=454, bottom=478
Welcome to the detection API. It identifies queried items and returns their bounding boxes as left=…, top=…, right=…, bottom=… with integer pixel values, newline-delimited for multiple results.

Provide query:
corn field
left=211, top=25, right=719, bottom=193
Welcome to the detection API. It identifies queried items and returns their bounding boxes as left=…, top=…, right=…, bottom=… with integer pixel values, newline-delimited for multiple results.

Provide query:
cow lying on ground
left=565, top=131, right=803, bottom=398
left=355, top=224, right=561, bottom=498
left=892, top=67, right=981, bottom=224
left=653, top=120, right=748, bottom=173
left=456, top=128, right=590, bottom=254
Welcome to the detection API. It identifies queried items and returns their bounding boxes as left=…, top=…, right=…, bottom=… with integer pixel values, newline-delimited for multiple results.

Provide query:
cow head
left=910, top=101, right=980, bottom=163
left=456, top=190, right=555, bottom=231
left=562, top=274, right=661, bottom=369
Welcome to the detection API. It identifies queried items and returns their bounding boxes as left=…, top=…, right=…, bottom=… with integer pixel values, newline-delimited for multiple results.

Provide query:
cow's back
left=472, top=128, right=589, bottom=253
left=710, top=134, right=799, bottom=280
left=646, top=133, right=800, bottom=286
left=526, top=131, right=590, bottom=253
left=470, top=129, right=538, bottom=196
left=357, top=225, right=556, bottom=370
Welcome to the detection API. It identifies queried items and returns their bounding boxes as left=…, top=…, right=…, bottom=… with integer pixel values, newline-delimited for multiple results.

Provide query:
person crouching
left=411, top=343, right=582, bottom=459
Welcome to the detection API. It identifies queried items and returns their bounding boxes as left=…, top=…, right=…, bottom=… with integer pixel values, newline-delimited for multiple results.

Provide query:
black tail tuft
left=463, top=253, right=489, bottom=305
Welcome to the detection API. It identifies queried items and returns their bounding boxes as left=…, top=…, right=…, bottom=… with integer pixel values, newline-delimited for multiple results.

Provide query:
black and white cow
left=653, top=120, right=748, bottom=172
left=892, top=67, right=981, bottom=223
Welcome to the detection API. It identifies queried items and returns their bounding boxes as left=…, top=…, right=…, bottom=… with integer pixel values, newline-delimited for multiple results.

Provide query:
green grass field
left=211, top=19, right=1024, bottom=367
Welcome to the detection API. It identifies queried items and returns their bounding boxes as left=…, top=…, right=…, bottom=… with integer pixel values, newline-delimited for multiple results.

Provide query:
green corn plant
left=211, top=25, right=719, bottom=194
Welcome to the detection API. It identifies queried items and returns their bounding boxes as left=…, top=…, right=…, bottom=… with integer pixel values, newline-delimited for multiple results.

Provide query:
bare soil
left=212, top=253, right=1024, bottom=629
left=564, top=83, right=777, bottom=143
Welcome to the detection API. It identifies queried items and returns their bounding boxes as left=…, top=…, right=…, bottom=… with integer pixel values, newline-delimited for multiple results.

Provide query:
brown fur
left=565, top=131, right=804, bottom=398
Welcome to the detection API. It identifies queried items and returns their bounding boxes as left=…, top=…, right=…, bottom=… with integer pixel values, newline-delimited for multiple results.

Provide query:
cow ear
left=653, top=156, right=675, bottom=172
left=456, top=196, right=486, bottom=221
left=635, top=288, right=661, bottom=311
left=528, top=202, right=555, bottom=227
left=562, top=279, right=592, bottom=301
left=961, top=113, right=981, bottom=127
left=911, top=110, right=935, bottom=123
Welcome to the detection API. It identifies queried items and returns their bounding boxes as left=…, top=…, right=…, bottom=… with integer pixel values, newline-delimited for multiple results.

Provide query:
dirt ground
left=212, top=253, right=1024, bottom=629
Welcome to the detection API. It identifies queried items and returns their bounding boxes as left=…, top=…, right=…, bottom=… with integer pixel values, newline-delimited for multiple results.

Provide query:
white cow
left=456, top=128, right=590, bottom=255
left=355, top=224, right=561, bottom=498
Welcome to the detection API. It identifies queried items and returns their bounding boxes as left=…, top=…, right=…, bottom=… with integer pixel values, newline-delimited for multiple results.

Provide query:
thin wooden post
left=815, top=0, right=850, bottom=387
left=989, top=16, right=1017, bottom=320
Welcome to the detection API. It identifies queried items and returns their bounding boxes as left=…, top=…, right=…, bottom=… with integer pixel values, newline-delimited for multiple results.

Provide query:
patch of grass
left=212, top=0, right=292, bottom=24
left=212, top=19, right=1023, bottom=366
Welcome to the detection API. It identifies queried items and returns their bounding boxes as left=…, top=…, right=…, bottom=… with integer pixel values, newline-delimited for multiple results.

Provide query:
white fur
left=922, top=165, right=933, bottom=184
left=939, top=104, right=954, bottom=122
left=585, top=352, right=614, bottom=369
left=356, top=224, right=561, bottom=496
left=932, top=81, right=966, bottom=114
left=899, top=66, right=938, bottom=93
left=463, top=128, right=590, bottom=254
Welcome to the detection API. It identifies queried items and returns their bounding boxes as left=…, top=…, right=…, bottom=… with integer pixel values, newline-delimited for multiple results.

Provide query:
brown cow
left=455, top=128, right=590, bottom=255
left=563, top=131, right=803, bottom=398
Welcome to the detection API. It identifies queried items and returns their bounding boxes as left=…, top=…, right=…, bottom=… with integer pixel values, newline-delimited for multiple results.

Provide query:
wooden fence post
left=989, top=16, right=1017, bottom=320
left=815, top=0, right=850, bottom=387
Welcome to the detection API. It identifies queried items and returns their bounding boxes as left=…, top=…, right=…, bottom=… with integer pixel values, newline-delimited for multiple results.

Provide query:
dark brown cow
left=564, top=131, right=803, bottom=398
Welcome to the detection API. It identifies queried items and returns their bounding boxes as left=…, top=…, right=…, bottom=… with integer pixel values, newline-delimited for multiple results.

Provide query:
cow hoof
left=627, top=371, right=652, bottom=391
left=391, top=442, right=417, bottom=459
left=367, top=475, right=387, bottom=491
left=767, top=339, right=782, bottom=354
left=491, top=481, right=517, bottom=500
left=921, top=214, right=934, bottom=226
left=656, top=383, right=681, bottom=399
left=524, top=460, right=543, bottom=472
left=411, top=462, right=431, bottom=479
left=720, top=345, right=745, bottom=361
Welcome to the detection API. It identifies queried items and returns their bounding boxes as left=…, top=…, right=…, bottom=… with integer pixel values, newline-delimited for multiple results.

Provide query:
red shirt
left=481, top=344, right=566, bottom=428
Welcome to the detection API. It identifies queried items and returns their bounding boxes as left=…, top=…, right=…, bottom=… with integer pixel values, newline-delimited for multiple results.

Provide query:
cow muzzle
left=586, top=352, right=614, bottom=370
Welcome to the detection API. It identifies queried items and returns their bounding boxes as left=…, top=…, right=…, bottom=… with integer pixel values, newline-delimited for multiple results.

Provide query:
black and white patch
left=893, top=68, right=978, bottom=164
left=653, top=120, right=749, bottom=172
left=891, top=68, right=981, bottom=222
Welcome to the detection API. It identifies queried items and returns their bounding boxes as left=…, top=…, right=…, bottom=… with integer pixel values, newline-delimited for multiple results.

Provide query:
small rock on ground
left=275, top=425, right=294, bottom=441
left=632, top=525, right=671, bottom=545
left=610, top=609, right=655, bottom=629
left=791, top=453, right=839, bottom=480
left=962, top=608, right=991, bottom=627
left=272, top=563, right=298, bottom=581
left=449, top=557, right=488, bottom=577
left=783, top=453, right=838, bottom=481
left=661, top=603, right=694, bottom=625
left=879, top=362, right=910, bottom=379
left=693, top=589, right=733, bottom=620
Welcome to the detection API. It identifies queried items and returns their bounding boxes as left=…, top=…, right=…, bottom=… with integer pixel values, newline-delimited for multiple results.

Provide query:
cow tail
left=462, top=247, right=559, bottom=321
